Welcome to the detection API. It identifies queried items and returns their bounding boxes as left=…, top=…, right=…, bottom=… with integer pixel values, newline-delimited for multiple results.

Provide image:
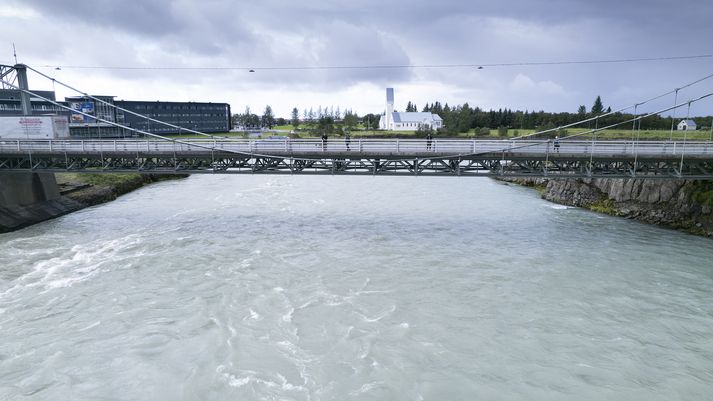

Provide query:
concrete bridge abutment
left=0, top=173, right=81, bottom=233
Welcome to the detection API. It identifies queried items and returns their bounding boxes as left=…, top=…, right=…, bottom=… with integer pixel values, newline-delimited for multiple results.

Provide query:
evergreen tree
left=261, top=105, right=275, bottom=129
left=343, top=110, right=358, bottom=130
left=591, top=96, right=604, bottom=115
left=577, top=105, right=587, bottom=117
left=291, top=107, right=300, bottom=129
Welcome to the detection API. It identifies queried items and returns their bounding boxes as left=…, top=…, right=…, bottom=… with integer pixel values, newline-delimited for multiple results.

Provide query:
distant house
left=677, top=119, right=697, bottom=131
left=379, top=88, right=443, bottom=131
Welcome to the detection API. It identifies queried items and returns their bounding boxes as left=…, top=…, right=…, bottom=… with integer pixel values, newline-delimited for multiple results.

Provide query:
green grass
left=691, top=181, right=713, bottom=209
left=589, top=198, right=618, bottom=215
left=56, top=172, right=144, bottom=187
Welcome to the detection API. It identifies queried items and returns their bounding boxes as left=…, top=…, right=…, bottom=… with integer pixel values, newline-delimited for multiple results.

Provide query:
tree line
left=232, top=105, right=381, bottom=132
left=419, top=95, right=712, bottom=134
left=232, top=95, right=712, bottom=134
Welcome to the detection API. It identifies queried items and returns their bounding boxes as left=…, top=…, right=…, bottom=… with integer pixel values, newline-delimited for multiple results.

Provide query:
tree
left=362, top=113, right=381, bottom=130
left=291, top=107, right=300, bottom=130
left=313, top=116, right=335, bottom=136
left=591, top=96, right=604, bottom=115
left=261, top=105, right=275, bottom=129
left=416, top=124, right=433, bottom=137
left=343, top=110, right=358, bottom=130
left=577, top=105, right=586, bottom=116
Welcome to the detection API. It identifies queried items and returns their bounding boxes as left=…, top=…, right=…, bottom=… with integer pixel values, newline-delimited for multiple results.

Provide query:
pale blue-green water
left=1, top=175, right=712, bottom=400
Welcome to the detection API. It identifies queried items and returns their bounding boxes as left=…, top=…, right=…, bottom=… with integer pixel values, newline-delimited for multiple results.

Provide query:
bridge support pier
left=0, top=173, right=81, bottom=233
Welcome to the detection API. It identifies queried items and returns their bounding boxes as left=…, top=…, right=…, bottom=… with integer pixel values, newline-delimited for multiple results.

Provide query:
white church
left=379, top=88, right=443, bottom=131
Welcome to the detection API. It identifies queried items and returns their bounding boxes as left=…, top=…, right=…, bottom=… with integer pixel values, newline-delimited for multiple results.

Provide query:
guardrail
left=0, top=138, right=712, bottom=157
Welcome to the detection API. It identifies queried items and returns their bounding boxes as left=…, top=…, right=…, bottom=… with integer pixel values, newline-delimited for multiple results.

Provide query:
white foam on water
left=0, top=234, right=145, bottom=300
left=78, top=321, right=101, bottom=332
left=357, top=305, right=396, bottom=323
left=282, top=307, right=294, bottom=322
left=246, top=309, right=260, bottom=320
left=349, top=381, right=383, bottom=396
left=546, top=204, right=573, bottom=210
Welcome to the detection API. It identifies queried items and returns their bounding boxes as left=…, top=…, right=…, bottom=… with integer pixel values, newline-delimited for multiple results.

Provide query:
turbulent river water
left=1, top=175, right=712, bottom=400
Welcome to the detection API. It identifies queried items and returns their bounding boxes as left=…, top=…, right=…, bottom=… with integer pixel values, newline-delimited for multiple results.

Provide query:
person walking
left=426, top=131, right=433, bottom=151
left=345, top=132, right=351, bottom=151
left=554, top=135, right=560, bottom=153
left=321, top=133, right=328, bottom=151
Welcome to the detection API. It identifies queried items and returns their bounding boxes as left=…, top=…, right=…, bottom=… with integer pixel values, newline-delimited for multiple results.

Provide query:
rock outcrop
left=502, top=177, right=713, bottom=237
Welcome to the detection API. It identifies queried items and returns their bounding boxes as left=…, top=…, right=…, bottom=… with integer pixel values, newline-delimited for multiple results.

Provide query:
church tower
left=385, top=88, right=394, bottom=130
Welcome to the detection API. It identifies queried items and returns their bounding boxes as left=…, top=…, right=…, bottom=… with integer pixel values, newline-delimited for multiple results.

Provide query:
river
left=1, top=175, right=712, bottom=400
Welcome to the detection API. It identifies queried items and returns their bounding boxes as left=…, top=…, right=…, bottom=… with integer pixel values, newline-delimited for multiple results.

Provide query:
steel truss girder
left=0, top=154, right=712, bottom=179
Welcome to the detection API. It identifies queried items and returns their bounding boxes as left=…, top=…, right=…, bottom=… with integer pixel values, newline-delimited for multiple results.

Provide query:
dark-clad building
left=2, top=88, right=232, bottom=138
left=0, top=89, right=68, bottom=117
left=65, top=96, right=232, bottom=138
left=115, top=100, right=232, bottom=135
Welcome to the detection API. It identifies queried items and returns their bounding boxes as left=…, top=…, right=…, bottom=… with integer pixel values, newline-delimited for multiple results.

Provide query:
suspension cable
left=512, top=71, right=713, bottom=140
left=0, top=78, right=335, bottom=162
left=26, top=65, right=230, bottom=141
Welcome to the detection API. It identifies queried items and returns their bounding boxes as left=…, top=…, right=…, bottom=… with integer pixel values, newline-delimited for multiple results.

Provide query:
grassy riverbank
left=56, top=173, right=187, bottom=206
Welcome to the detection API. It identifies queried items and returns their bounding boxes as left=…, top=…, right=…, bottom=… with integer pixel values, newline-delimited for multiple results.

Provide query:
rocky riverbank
left=0, top=173, right=187, bottom=233
left=500, top=177, right=713, bottom=237
left=56, top=173, right=187, bottom=207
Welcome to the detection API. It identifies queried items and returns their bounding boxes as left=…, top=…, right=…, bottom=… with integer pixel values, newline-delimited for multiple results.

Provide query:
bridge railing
left=1, top=138, right=713, bottom=157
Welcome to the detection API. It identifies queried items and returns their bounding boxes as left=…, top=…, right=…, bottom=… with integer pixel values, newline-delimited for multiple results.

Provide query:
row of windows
left=396, top=122, right=430, bottom=127
left=0, top=104, right=65, bottom=111
left=130, top=113, right=227, bottom=118
left=124, top=104, right=227, bottom=111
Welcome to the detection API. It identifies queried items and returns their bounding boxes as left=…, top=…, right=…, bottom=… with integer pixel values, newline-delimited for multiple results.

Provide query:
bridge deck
left=1, top=138, right=712, bottom=178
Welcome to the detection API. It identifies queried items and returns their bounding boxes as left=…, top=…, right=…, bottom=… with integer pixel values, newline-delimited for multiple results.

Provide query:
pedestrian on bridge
left=321, top=133, right=328, bottom=151
left=426, top=131, right=433, bottom=151
left=345, top=132, right=351, bottom=151
left=554, top=136, right=560, bottom=152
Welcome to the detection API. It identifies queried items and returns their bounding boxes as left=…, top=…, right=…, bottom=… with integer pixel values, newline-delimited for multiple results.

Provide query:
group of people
left=319, top=133, right=558, bottom=152
left=321, top=133, right=351, bottom=151
left=320, top=132, right=436, bottom=152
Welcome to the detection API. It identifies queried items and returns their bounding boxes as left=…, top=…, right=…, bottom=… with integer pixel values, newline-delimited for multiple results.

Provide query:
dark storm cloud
left=17, top=0, right=713, bottom=69
left=6, top=0, right=713, bottom=114
left=21, top=0, right=184, bottom=36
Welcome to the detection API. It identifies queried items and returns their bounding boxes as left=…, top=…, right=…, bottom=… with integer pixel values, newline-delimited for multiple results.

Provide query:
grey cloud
left=7, top=0, right=713, bottom=115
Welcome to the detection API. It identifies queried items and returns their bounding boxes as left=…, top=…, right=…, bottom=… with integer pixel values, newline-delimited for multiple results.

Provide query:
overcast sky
left=2, top=0, right=713, bottom=118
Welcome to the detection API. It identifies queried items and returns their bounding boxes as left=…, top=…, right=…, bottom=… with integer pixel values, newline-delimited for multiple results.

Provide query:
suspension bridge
left=1, top=137, right=713, bottom=178
left=0, top=64, right=712, bottom=179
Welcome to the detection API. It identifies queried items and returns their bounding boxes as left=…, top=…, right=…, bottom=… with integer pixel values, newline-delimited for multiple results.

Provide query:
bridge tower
left=0, top=64, right=70, bottom=233
left=14, top=64, right=32, bottom=115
